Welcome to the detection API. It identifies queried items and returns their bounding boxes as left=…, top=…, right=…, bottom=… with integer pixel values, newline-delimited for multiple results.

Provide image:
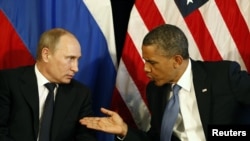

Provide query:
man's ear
left=41, top=47, right=50, bottom=62
left=173, top=55, right=183, bottom=68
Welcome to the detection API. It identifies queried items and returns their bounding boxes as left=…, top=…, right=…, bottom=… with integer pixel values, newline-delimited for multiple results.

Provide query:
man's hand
left=79, top=107, right=128, bottom=137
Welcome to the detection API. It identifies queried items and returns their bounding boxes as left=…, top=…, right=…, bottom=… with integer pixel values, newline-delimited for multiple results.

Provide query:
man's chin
left=153, top=80, right=165, bottom=86
left=61, top=79, right=71, bottom=84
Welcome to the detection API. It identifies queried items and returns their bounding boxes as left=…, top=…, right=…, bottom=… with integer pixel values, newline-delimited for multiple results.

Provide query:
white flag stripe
left=155, top=0, right=203, bottom=60
left=115, top=4, right=151, bottom=131
left=127, top=7, right=149, bottom=57
left=199, top=0, right=247, bottom=70
left=116, top=59, right=151, bottom=131
left=236, top=0, right=250, bottom=31
left=114, top=0, right=250, bottom=132
left=83, top=0, right=117, bottom=68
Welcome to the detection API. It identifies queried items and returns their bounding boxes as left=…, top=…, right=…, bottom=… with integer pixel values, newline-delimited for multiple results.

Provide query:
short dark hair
left=142, top=24, right=189, bottom=59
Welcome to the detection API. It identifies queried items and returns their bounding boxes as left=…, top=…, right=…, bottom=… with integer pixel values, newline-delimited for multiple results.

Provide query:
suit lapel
left=20, top=66, right=40, bottom=137
left=192, top=60, right=211, bottom=138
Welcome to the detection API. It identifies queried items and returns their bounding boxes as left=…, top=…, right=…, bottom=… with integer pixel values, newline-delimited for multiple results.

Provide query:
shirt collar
left=176, top=59, right=192, bottom=92
left=35, top=64, right=50, bottom=87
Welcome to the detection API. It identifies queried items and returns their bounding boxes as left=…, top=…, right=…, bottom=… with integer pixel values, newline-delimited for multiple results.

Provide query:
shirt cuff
left=116, top=135, right=126, bottom=141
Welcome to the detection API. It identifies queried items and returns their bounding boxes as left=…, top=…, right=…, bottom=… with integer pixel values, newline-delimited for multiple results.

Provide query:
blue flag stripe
left=1, top=0, right=116, bottom=140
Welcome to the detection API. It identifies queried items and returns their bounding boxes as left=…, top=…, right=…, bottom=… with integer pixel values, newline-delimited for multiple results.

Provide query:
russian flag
left=0, top=0, right=116, bottom=140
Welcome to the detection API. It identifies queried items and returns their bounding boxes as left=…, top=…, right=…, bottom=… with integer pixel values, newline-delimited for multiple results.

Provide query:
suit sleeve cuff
left=116, top=135, right=126, bottom=140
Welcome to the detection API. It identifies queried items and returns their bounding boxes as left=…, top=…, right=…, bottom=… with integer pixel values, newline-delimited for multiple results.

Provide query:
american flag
left=111, top=0, right=250, bottom=132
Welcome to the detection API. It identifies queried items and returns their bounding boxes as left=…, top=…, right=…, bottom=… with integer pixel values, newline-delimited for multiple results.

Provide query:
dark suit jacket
left=119, top=60, right=250, bottom=141
left=0, top=65, right=97, bottom=141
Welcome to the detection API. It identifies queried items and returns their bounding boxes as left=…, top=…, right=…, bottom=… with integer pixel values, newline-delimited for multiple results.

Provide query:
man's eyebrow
left=145, top=59, right=157, bottom=63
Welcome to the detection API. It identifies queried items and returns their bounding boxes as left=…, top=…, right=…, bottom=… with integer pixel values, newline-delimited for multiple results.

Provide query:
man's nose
left=144, top=63, right=151, bottom=72
left=71, top=60, right=79, bottom=73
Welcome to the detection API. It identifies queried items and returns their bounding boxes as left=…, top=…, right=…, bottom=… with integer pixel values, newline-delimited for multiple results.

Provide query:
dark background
left=111, top=0, right=135, bottom=62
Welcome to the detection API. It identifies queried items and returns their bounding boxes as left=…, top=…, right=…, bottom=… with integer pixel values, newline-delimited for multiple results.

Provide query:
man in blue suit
left=79, top=24, right=250, bottom=141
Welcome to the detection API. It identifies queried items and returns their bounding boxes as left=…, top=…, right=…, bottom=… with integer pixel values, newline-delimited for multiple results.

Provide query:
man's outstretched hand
left=79, top=107, right=128, bottom=137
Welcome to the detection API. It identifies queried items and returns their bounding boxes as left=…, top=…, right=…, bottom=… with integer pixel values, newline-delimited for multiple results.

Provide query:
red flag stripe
left=0, top=10, right=35, bottom=69
left=115, top=58, right=151, bottom=130
left=113, top=0, right=250, bottom=132
left=111, top=87, right=137, bottom=128
left=135, top=0, right=165, bottom=31
left=156, top=1, right=204, bottom=61
left=114, top=5, right=152, bottom=130
left=215, top=0, right=250, bottom=71
left=121, top=34, right=149, bottom=102
left=185, top=10, right=222, bottom=61
left=198, top=0, right=246, bottom=70
left=236, top=0, right=250, bottom=30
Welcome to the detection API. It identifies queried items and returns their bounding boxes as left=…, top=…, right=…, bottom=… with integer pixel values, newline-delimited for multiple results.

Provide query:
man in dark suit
left=79, top=24, right=250, bottom=141
left=0, top=28, right=97, bottom=141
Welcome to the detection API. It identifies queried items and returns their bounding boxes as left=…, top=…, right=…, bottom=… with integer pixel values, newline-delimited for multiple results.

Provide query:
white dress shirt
left=35, top=64, right=58, bottom=141
left=173, top=59, right=206, bottom=141
left=35, top=64, right=58, bottom=120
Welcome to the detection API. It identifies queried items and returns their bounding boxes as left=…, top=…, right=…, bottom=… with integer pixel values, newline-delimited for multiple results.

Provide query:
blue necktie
left=39, top=83, right=56, bottom=141
left=160, top=84, right=181, bottom=141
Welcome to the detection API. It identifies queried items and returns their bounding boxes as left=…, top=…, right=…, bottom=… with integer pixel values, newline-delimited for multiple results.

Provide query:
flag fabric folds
left=112, top=0, right=250, bottom=132
left=1, top=0, right=250, bottom=139
left=0, top=0, right=116, bottom=140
